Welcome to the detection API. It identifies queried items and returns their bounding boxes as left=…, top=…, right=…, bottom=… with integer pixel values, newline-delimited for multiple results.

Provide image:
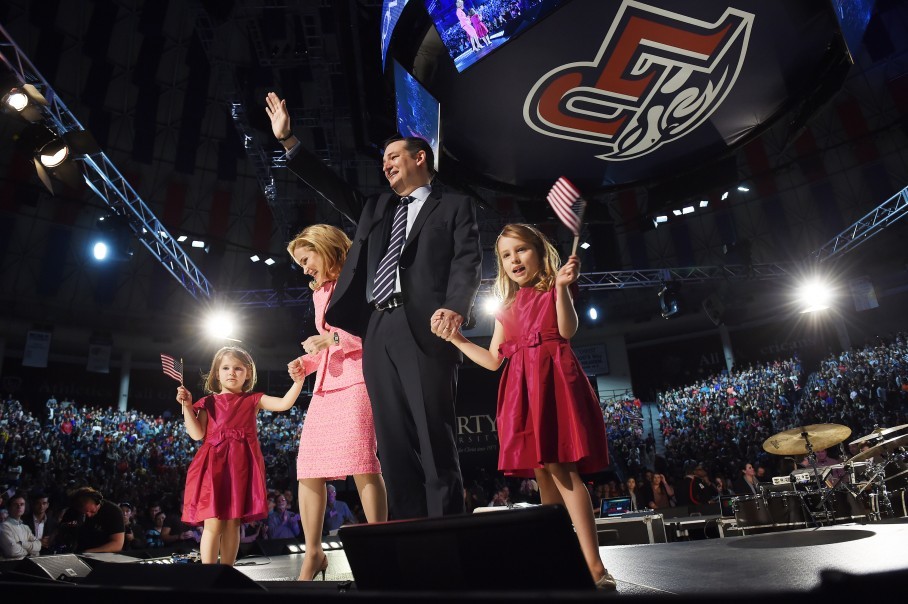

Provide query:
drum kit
left=730, top=422, right=908, bottom=533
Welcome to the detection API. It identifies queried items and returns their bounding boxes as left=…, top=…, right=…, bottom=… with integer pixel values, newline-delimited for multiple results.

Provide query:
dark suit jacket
left=286, top=144, right=482, bottom=360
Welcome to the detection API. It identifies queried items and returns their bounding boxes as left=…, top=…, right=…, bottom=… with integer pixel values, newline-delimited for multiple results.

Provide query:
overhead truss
left=0, top=23, right=213, bottom=301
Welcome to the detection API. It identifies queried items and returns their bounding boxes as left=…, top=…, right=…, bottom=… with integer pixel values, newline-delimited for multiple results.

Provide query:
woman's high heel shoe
left=301, top=552, right=329, bottom=581
left=595, top=570, right=618, bottom=591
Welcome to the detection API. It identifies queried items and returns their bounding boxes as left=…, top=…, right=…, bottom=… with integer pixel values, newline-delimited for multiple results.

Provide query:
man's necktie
left=372, top=196, right=412, bottom=304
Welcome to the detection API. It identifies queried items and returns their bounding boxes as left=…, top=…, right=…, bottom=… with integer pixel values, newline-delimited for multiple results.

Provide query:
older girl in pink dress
left=287, top=224, right=387, bottom=581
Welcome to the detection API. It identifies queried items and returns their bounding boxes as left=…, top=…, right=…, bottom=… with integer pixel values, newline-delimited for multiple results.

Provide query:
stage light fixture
left=91, top=213, right=134, bottom=262
left=177, top=235, right=188, bottom=242
left=654, top=215, right=668, bottom=224
left=796, top=279, right=832, bottom=314
left=682, top=206, right=695, bottom=215
left=737, top=185, right=750, bottom=192
left=658, top=283, right=681, bottom=319
left=672, top=209, right=682, bottom=217
left=93, top=241, right=109, bottom=260
left=721, top=191, right=729, bottom=200
left=1, top=84, right=48, bottom=122
left=699, top=199, right=709, bottom=208
left=191, top=240, right=206, bottom=248
left=250, top=255, right=260, bottom=262
left=588, top=307, right=599, bottom=321
left=264, top=258, right=276, bottom=266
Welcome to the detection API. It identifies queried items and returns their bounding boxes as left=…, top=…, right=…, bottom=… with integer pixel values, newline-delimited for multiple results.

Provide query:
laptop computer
left=339, top=505, right=594, bottom=591
left=600, top=496, right=632, bottom=518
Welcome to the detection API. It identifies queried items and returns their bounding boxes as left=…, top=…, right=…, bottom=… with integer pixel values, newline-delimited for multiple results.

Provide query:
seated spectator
left=25, top=490, right=57, bottom=553
left=323, top=485, right=356, bottom=534
left=638, top=472, right=675, bottom=510
left=488, top=485, right=511, bottom=507
left=240, top=520, right=265, bottom=543
left=120, top=502, right=145, bottom=550
left=625, top=477, right=640, bottom=512
left=676, top=461, right=717, bottom=508
left=60, top=487, right=125, bottom=553
left=517, top=479, right=541, bottom=505
left=267, top=494, right=301, bottom=539
left=1, top=491, right=42, bottom=559
left=145, top=511, right=166, bottom=548
left=733, top=462, right=761, bottom=496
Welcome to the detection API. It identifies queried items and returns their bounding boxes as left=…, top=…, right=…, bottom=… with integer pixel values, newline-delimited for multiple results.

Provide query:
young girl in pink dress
left=437, top=223, right=616, bottom=590
left=469, top=8, right=491, bottom=47
left=177, top=346, right=303, bottom=565
left=287, top=224, right=387, bottom=581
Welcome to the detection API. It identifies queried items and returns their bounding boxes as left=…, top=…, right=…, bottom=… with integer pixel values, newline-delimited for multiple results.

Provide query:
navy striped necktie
left=372, top=196, right=412, bottom=304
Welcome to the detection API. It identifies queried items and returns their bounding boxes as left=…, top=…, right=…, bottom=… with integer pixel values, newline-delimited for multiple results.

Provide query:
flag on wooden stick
left=160, top=354, right=184, bottom=384
left=546, top=176, right=587, bottom=254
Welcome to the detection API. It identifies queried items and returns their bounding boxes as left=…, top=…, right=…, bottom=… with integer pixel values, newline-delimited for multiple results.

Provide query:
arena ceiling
left=1, top=0, right=908, bottom=365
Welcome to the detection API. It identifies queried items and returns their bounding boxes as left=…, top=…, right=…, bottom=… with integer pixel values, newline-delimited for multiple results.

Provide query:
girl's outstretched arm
left=259, top=380, right=304, bottom=412
left=177, top=386, right=207, bottom=441
left=448, top=319, right=506, bottom=371
left=555, top=255, right=581, bottom=339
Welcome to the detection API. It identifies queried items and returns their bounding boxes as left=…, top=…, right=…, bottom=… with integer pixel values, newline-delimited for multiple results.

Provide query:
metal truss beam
left=811, top=185, right=908, bottom=262
left=230, top=287, right=312, bottom=308
left=0, top=23, right=213, bottom=301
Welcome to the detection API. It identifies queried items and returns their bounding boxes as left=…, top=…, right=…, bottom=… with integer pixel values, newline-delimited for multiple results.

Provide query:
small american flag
left=547, top=176, right=586, bottom=237
left=160, top=354, right=183, bottom=383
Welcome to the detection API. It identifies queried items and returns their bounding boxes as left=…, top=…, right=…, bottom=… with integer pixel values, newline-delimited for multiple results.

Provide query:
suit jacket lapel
left=403, top=190, right=441, bottom=253
left=366, top=193, right=396, bottom=284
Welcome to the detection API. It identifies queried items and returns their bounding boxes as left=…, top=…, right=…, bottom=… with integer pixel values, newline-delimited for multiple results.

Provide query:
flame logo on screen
left=523, top=1, right=754, bottom=161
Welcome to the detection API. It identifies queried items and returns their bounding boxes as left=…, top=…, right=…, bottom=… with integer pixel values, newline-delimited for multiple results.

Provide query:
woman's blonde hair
left=286, top=224, right=352, bottom=290
left=203, top=346, right=257, bottom=394
left=494, top=223, right=561, bottom=307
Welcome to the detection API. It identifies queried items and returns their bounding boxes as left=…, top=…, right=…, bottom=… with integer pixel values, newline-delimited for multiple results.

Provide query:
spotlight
left=796, top=279, right=832, bottom=313
left=579, top=242, right=591, bottom=250
left=588, top=307, right=599, bottom=321
left=264, top=258, right=276, bottom=266
left=93, top=241, right=109, bottom=261
left=191, top=240, right=206, bottom=248
left=658, top=283, right=681, bottom=319
left=721, top=191, right=729, bottom=200
left=91, top=214, right=134, bottom=262
left=654, top=215, right=668, bottom=226
left=482, top=296, right=501, bottom=315
left=177, top=235, right=188, bottom=242
left=672, top=209, right=682, bottom=217
left=250, top=255, right=260, bottom=263
left=2, top=84, right=48, bottom=122
left=699, top=199, right=709, bottom=208
left=737, top=185, right=750, bottom=192
left=23, top=127, right=100, bottom=195
left=38, top=138, right=69, bottom=168
left=682, top=206, right=695, bottom=215
left=204, top=310, right=239, bottom=340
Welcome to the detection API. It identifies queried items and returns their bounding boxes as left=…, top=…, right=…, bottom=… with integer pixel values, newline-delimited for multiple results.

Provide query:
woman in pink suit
left=287, top=224, right=387, bottom=581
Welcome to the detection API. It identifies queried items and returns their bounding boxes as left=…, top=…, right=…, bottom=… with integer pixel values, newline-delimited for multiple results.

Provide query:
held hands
left=555, top=255, right=581, bottom=288
left=430, top=308, right=464, bottom=342
left=287, top=359, right=305, bottom=384
left=264, top=92, right=292, bottom=142
left=301, top=333, right=334, bottom=356
left=176, top=386, right=193, bottom=408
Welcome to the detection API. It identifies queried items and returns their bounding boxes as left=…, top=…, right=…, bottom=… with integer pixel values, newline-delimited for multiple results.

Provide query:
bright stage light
left=93, top=241, right=109, bottom=260
left=699, top=199, right=709, bottom=208
left=204, top=311, right=238, bottom=340
left=588, top=307, right=599, bottom=321
left=796, top=279, right=832, bottom=313
left=483, top=296, right=501, bottom=315
left=579, top=242, right=591, bottom=250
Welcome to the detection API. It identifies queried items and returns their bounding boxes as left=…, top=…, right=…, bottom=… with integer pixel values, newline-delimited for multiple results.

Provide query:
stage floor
left=235, top=519, right=908, bottom=596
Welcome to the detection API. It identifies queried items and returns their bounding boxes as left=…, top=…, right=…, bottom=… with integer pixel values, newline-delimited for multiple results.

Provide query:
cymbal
left=850, top=424, right=908, bottom=446
left=762, top=424, right=852, bottom=456
left=849, top=433, right=908, bottom=463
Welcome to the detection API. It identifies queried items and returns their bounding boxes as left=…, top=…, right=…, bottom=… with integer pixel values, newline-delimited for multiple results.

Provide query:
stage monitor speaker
left=15, top=554, right=93, bottom=581
left=85, top=562, right=264, bottom=590
left=255, top=537, right=301, bottom=557
left=339, top=504, right=593, bottom=591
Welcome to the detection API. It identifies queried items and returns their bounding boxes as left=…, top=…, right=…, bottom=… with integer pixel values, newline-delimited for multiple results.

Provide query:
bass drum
left=765, top=491, right=807, bottom=528
left=886, top=488, right=908, bottom=517
left=732, top=495, right=772, bottom=531
left=803, top=488, right=867, bottom=523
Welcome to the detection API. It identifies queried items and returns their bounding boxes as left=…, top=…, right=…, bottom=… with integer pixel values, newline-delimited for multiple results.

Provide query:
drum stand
left=855, top=461, right=895, bottom=520
left=801, top=436, right=835, bottom=525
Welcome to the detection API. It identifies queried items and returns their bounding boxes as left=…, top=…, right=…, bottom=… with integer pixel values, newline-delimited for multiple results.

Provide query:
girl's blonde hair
left=286, top=224, right=352, bottom=290
left=203, top=346, right=257, bottom=394
left=494, top=223, right=561, bottom=307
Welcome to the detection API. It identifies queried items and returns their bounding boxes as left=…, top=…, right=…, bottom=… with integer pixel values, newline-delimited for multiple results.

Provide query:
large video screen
left=394, top=60, right=441, bottom=172
left=423, top=0, right=569, bottom=72
left=381, top=0, right=411, bottom=71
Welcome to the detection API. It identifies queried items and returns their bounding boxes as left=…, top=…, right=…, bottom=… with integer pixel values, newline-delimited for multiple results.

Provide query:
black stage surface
left=2, top=519, right=907, bottom=601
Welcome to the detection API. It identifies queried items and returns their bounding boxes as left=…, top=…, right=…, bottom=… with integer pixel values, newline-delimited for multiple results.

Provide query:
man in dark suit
left=266, top=92, right=482, bottom=519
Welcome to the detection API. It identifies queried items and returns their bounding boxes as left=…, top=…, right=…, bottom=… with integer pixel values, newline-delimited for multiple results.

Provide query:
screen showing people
left=423, top=0, right=568, bottom=72
left=381, top=0, right=411, bottom=71
left=394, top=60, right=441, bottom=172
